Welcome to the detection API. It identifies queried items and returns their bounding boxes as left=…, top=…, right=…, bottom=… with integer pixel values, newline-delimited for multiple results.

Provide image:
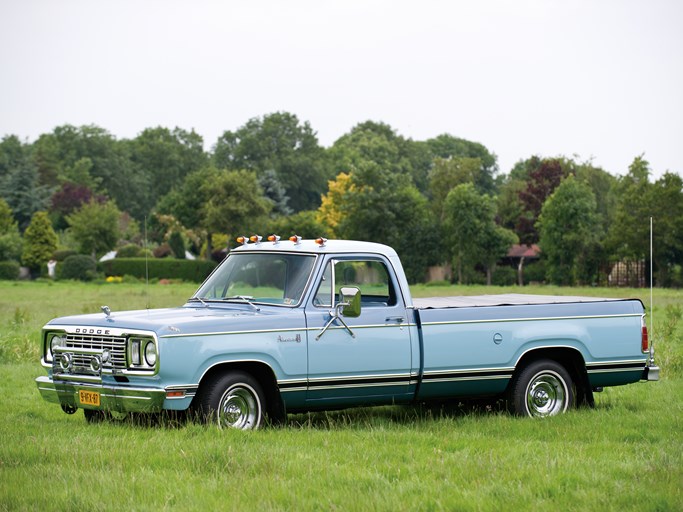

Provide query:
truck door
left=304, top=256, right=413, bottom=406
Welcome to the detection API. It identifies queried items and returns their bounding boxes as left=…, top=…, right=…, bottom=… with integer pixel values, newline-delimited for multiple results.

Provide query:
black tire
left=194, top=371, right=266, bottom=430
left=84, top=409, right=129, bottom=423
left=509, top=359, right=575, bottom=418
left=83, top=409, right=106, bottom=423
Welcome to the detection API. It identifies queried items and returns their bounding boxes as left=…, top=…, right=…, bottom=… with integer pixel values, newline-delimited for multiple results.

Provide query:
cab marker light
left=236, top=236, right=249, bottom=245
left=268, top=234, right=281, bottom=243
left=250, top=235, right=262, bottom=244
left=289, top=235, right=302, bottom=244
left=315, top=237, right=327, bottom=247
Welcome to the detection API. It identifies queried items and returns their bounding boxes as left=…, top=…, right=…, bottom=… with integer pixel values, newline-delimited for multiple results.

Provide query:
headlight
left=144, top=341, right=157, bottom=366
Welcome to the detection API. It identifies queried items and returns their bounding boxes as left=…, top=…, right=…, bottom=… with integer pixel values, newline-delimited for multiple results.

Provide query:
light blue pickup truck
left=36, top=237, right=659, bottom=429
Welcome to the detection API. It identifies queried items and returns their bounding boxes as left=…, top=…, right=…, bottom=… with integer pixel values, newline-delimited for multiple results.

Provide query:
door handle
left=385, top=316, right=404, bottom=323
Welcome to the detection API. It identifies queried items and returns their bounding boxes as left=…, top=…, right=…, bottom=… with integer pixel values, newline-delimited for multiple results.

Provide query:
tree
left=605, top=156, right=653, bottom=267
left=516, top=157, right=571, bottom=244
left=32, top=125, right=146, bottom=218
left=428, top=157, right=484, bottom=218
left=443, top=184, right=516, bottom=284
left=156, top=166, right=221, bottom=233
left=269, top=210, right=331, bottom=240
left=213, top=112, right=328, bottom=211
left=200, top=170, right=272, bottom=245
left=537, top=175, right=600, bottom=285
left=319, top=165, right=439, bottom=282
left=49, top=182, right=104, bottom=230
left=0, top=157, right=51, bottom=230
left=426, top=134, right=498, bottom=194
left=259, top=169, right=292, bottom=216
left=21, top=211, right=57, bottom=273
left=129, top=126, right=208, bottom=212
left=0, top=135, right=30, bottom=180
left=67, top=200, right=122, bottom=258
left=0, top=199, right=22, bottom=262
left=650, top=172, right=683, bottom=286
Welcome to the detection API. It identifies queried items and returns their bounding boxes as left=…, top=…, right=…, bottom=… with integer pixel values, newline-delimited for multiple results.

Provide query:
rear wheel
left=510, top=359, right=574, bottom=417
left=194, top=371, right=266, bottom=430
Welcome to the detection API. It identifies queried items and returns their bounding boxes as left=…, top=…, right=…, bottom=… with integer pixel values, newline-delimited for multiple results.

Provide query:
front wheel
left=194, top=371, right=266, bottom=430
left=509, top=359, right=574, bottom=418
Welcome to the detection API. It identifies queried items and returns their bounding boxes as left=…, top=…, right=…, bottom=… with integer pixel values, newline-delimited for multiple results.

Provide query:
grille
left=65, top=333, right=127, bottom=370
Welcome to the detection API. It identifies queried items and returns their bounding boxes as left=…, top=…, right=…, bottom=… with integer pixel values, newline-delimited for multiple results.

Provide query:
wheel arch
left=510, top=346, right=594, bottom=408
left=195, top=360, right=286, bottom=423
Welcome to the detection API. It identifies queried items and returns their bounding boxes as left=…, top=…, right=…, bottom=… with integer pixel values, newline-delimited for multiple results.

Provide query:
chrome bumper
left=36, top=375, right=166, bottom=413
left=641, top=365, right=660, bottom=381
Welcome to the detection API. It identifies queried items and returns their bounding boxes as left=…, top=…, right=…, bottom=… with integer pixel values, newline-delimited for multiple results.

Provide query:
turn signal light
left=641, top=316, right=649, bottom=353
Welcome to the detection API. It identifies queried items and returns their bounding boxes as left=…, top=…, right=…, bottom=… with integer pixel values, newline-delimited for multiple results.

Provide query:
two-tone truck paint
left=36, top=238, right=659, bottom=429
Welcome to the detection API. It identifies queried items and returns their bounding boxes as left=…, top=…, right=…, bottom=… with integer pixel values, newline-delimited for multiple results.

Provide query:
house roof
left=507, top=244, right=540, bottom=258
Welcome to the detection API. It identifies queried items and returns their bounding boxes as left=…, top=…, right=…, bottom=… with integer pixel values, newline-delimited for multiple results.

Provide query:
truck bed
left=412, top=293, right=635, bottom=310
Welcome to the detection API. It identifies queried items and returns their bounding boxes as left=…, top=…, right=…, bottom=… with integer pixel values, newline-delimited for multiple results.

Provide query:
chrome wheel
left=194, top=371, right=266, bottom=430
left=509, top=359, right=574, bottom=418
left=525, top=370, right=568, bottom=417
left=217, top=384, right=261, bottom=429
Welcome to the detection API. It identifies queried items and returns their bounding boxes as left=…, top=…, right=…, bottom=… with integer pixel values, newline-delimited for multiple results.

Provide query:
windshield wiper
left=223, top=296, right=260, bottom=312
left=188, top=296, right=209, bottom=308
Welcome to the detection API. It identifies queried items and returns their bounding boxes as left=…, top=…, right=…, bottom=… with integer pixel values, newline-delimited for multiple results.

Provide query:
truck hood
left=45, top=304, right=291, bottom=337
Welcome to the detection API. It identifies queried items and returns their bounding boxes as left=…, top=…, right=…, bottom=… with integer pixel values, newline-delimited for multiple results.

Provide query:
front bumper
left=36, top=375, right=166, bottom=413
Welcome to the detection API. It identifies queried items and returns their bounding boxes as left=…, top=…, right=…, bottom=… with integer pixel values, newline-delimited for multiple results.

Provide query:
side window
left=313, top=261, right=333, bottom=307
left=335, top=260, right=395, bottom=306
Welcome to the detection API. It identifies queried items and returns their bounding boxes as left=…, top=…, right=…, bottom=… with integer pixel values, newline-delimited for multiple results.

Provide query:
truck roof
left=230, top=238, right=399, bottom=258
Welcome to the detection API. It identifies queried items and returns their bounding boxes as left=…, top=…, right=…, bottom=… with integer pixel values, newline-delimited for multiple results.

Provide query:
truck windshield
left=193, top=253, right=316, bottom=306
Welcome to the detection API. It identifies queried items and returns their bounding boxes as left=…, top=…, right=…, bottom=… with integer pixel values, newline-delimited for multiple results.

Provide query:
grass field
left=1, top=280, right=682, bottom=511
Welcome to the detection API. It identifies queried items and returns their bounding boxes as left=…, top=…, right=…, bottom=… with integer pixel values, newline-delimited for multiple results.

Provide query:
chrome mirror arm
left=316, top=302, right=356, bottom=340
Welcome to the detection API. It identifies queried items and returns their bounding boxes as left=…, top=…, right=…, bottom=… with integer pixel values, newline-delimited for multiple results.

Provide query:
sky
left=1, top=0, right=681, bottom=179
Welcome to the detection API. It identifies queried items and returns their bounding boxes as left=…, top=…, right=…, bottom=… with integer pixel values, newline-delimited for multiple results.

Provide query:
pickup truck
left=36, top=237, right=659, bottom=429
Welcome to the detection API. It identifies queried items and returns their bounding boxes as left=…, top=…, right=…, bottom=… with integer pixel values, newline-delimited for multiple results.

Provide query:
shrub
left=523, top=261, right=546, bottom=284
left=98, top=258, right=217, bottom=282
left=153, top=243, right=172, bottom=258
left=59, top=255, right=97, bottom=281
left=168, top=231, right=186, bottom=259
left=116, top=244, right=142, bottom=258
left=53, top=249, right=78, bottom=262
left=0, top=261, right=20, bottom=280
left=492, top=266, right=518, bottom=286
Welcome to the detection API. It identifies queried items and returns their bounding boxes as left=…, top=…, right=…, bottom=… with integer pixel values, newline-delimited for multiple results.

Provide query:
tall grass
left=1, top=281, right=681, bottom=510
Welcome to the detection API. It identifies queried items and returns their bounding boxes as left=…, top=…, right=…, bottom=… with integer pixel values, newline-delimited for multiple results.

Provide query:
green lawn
left=1, top=280, right=681, bottom=511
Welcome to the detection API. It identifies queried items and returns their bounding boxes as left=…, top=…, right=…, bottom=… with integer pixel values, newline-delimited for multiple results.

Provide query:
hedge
left=0, top=261, right=20, bottom=280
left=98, top=258, right=217, bottom=282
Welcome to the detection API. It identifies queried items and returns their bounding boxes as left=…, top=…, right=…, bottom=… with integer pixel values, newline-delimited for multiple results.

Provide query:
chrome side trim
left=421, top=313, right=642, bottom=326
left=159, top=322, right=406, bottom=339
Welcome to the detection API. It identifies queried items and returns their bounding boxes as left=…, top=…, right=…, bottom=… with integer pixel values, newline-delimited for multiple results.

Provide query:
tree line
left=0, top=112, right=681, bottom=286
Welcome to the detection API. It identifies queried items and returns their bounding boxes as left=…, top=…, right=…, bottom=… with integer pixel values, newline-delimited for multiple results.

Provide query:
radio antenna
left=649, top=216, right=654, bottom=365
left=145, top=216, right=150, bottom=310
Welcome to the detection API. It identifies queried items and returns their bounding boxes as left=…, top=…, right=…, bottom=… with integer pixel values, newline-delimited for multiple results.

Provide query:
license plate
left=79, top=390, right=100, bottom=406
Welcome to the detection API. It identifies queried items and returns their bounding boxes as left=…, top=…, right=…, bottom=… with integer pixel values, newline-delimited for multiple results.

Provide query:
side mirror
left=340, top=286, right=361, bottom=318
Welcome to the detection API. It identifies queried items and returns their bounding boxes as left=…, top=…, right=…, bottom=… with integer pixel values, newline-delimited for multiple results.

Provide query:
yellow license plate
left=79, top=390, right=100, bottom=406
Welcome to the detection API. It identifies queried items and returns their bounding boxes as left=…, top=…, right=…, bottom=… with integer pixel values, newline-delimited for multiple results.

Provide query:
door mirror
left=340, top=286, right=361, bottom=317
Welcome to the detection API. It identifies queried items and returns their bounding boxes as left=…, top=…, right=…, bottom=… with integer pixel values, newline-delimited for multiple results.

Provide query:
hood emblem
left=168, top=326, right=181, bottom=333
left=101, top=306, right=111, bottom=318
